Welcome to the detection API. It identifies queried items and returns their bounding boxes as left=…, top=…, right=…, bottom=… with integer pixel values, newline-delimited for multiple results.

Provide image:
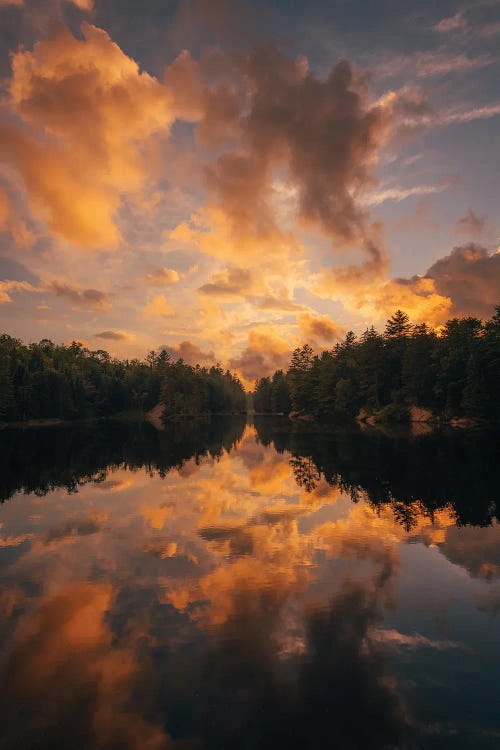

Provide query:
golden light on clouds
left=3, top=23, right=175, bottom=248
left=0, top=3, right=497, bottom=367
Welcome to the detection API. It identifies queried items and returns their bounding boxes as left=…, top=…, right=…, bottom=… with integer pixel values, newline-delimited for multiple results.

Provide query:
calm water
left=0, top=417, right=499, bottom=749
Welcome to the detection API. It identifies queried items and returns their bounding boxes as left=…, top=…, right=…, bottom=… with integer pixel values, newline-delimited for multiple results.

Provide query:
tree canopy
left=0, top=336, right=246, bottom=422
left=253, top=308, right=500, bottom=423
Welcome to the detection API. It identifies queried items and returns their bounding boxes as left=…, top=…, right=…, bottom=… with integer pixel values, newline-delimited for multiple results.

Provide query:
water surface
left=0, top=417, right=499, bottom=749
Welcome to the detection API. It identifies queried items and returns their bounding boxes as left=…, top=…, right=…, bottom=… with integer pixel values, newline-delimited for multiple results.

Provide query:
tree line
left=253, top=308, right=500, bottom=423
left=0, top=336, right=246, bottom=423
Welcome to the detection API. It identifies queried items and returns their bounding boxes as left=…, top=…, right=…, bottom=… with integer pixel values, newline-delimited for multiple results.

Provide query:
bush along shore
left=253, top=308, right=500, bottom=428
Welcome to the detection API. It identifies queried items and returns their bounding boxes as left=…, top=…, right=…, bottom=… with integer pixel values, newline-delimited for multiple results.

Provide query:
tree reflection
left=0, top=416, right=246, bottom=503
left=254, top=417, right=500, bottom=529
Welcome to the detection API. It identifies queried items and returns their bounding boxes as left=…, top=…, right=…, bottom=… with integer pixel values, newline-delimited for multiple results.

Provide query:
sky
left=0, top=0, right=499, bottom=384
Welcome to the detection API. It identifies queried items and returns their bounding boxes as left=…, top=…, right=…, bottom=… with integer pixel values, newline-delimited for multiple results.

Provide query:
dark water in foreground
left=0, top=417, right=499, bottom=749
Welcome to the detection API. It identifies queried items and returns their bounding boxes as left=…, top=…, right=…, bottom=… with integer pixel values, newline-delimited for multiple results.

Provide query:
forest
left=2, top=308, right=499, bottom=426
left=0, top=336, right=246, bottom=423
left=253, top=308, right=500, bottom=424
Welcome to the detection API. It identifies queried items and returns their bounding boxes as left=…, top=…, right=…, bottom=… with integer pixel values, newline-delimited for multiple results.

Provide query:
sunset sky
left=0, top=0, right=498, bottom=383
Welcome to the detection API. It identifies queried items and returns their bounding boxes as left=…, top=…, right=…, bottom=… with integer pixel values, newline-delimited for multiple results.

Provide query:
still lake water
left=0, top=417, right=499, bottom=749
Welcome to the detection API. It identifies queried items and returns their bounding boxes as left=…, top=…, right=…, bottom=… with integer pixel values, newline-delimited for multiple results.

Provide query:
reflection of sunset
left=0, top=417, right=499, bottom=746
left=0, top=0, right=498, bottom=745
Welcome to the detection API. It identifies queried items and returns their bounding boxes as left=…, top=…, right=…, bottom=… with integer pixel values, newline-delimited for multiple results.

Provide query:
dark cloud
left=424, top=244, right=500, bottom=318
left=160, top=339, right=216, bottom=366
left=95, top=330, right=128, bottom=340
left=199, top=266, right=253, bottom=296
left=202, top=49, right=394, bottom=260
left=173, top=45, right=428, bottom=277
left=49, top=281, right=110, bottom=307
left=389, top=243, right=500, bottom=321
left=455, top=210, right=486, bottom=239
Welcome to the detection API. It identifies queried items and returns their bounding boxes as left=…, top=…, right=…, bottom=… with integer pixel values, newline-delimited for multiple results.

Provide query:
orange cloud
left=1, top=23, right=175, bottom=248
left=315, top=270, right=452, bottom=327
left=297, top=312, right=345, bottom=345
left=144, top=267, right=180, bottom=286
left=0, top=279, right=38, bottom=304
left=143, top=295, right=175, bottom=318
left=228, top=326, right=291, bottom=382
left=424, top=244, right=500, bottom=318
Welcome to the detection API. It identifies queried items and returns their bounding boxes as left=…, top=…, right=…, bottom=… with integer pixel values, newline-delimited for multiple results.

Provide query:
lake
left=0, top=417, right=499, bottom=749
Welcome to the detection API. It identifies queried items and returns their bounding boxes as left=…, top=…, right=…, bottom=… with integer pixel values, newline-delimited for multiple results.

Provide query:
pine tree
left=385, top=310, right=412, bottom=338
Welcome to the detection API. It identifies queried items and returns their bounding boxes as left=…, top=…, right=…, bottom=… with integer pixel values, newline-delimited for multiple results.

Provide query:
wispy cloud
left=433, top=12, right=467, bottom=34
left=363, top=182, right=451, bottom=207
left=374, top=51, right=495, bottom=80
left=439, top=103, right=500, bottom=124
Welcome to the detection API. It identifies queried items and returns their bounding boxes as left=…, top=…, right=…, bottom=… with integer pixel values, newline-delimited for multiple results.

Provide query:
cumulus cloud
left=0, top=22, right=175, bottom=248
left=320, top=243, right=499, bottom=325
left=170, top=48, right=429, bottom=279
left=228, top=326, right=291, bottom=382
left=298, top=313, right=345, bottom=345
left=144, top=267, right=180, bottom=286
left=314, top=269, right=452, bottom=327
left=160, top=340, right=216, bottom=366
left=199, top=266, right=255, bottom=297
left=423, top=244, right=500, bottom=318
left=48, top=281, right=110, bottom=308
left=143, top=295, right=175, bottom=318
